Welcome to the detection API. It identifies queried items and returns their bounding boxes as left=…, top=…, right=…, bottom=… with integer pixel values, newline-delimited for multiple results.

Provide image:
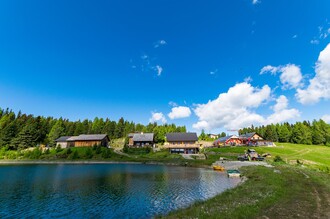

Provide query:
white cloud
left=311, top=39, right=320, bottom=45
left=260, top=64, right=303, bottom=89
left=154, top=40, right=167, bottom=48
left=266, top=95, right=300, bottom=124
left=321, top=115, right=330, bottom=123
left=193, top=82, right=271, bottom=130
left=168, top=101, right=178, bottom=107
left=292, top=34, right=298, bottom=39
left=168, top=106, right=191, bottom=119
left=244, top=76, right=253, bottom=83
left=149, top=112, right=167, bottom=124
left=279, top=65, right=303, bottom=89
left=296, top=43, right=330, bottom=104
left=260, top=65, right=279, bottom=75
left=155, top=65, right=163, bottom=76
left=252, top=0, right=260, bottom=5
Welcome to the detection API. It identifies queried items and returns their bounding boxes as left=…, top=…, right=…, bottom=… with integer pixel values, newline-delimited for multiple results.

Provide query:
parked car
left=237, top=149, right=265, bottom=161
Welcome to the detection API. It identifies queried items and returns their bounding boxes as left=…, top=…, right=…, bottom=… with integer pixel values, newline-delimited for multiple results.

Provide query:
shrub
left=56, top=145, right=63, bottom=153
left=66, top=147, right=72, bottom=155
left=69, top=150, right=79, bottom=160
left=274, top=155, right=284, bottom=163
left=95, top=145, right=102, bottom=154
left=102, top=148, right=111, bottom=159
left=26, top=148, right=42, bottom=159
left=123, top=145, right=129, bottom=153
left=84, top=148, right=93, bottom=159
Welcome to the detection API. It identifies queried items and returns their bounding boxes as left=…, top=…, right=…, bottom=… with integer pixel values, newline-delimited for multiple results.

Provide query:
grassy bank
left=205, top=142, right=330, bottom=172
left=161, top=165, right=330, bottom=219
left=0, top=146, right=221, bottom=167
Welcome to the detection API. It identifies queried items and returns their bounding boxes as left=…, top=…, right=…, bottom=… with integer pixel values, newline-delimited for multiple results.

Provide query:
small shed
left=55, top=136, right=72, bottom=149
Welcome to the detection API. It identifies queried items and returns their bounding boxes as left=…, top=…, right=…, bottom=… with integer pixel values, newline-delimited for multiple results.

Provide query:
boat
left=227, top=169, right=241, bottom=177
left=213, top=165, right=225, bottom=171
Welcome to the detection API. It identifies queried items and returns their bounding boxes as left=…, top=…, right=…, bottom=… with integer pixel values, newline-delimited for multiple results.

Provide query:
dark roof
left=166, top=132, right=198, bottom=142
left=74, top=134, right=109, bottom=141
left=132, top=133, right=154, bottom=142
left=55, top=136, right=72, bottom=142
left=128, top=133, right=135, bottom=138
left=239, top=132, right=256, bottom=139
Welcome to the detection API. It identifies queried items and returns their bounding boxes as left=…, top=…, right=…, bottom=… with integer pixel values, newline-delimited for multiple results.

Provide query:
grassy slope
left=161, top=143, right=330, bottom=218
left=161, top=165, right=330, bottom=219
left=206, top=142, right=330, bottom=171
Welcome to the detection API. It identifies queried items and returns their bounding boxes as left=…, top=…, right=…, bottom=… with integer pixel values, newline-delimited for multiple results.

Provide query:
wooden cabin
left=128, top=133, right=154, bottom=147
left=213, top=135, right=242, bottom=146
left=239, top=132, right=268, bottom=146
left=165, top=132, right=200, bottom=154
left=56, top=134, right=110, bottom=147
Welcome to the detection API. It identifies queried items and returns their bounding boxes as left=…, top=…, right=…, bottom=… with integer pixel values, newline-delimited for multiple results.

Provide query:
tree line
left=239, top=120, right=330, bottom=145
left=0, top=108, right=186, bottom=150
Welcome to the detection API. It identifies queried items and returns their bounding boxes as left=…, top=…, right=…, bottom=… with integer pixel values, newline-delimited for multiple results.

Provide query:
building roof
left=132, top=133, right=154, bottom=142
left=239, top=132, right=256, bottom=139
left=74, top=134, right=109, bottom=141
left=215, top=135, right=239, bottom=143
left=55, top=136, right=72, bottom=142
left=166, top=132, right=198, bottom=142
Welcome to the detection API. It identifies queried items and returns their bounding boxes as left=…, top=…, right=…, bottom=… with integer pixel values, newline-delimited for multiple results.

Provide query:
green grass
left=160, top=165, right=330, bottom=219
left=206, top=142, right=330, bottom=171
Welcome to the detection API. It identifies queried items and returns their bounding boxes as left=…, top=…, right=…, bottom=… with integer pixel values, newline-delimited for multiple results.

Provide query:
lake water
left=0, top=163, right=240, bottom=218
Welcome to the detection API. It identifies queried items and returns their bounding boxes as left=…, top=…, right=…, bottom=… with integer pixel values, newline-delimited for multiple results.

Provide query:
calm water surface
left=0, top=164, right=240, bottom=218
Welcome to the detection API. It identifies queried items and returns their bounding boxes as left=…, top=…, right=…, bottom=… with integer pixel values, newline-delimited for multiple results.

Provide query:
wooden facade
left=56, top=134, right=110, bottom=148
left=165, top=133, right=200, bottom=154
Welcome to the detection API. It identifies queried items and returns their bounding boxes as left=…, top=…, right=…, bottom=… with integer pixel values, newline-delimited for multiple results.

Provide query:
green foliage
left=84, top=148, right=93, bottom=159
left=101, top=148, right=112, bottom=158
left=274, top=155, right=284, bottom=163
left=198, top=129, right=207, bottom=141
left=56, top=145, right=63, bottom=153
left=66, top=147, right=72, bottom=155
left=69, top=150, right=79, bottom=159
left=123, top=144, right=129, bottom=153
left=240, top=119, right=330, bottom=146
left=125, top=147, right=152, bottom=155
left=24, top=148, right=42, bottom=159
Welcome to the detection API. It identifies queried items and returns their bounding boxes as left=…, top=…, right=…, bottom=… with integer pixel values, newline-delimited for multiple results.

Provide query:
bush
left=274, top=155, right=284, bottom=163
left=102, top=148, right=112, bottom=159
left=56, top=145, right=63, bottom=153
left=84, top=148, right=93, bottom=159
left=25, top=148, right=42, bottom=159
left=123, top=145, right=129, bottom=153
left=69, top=150, right=79, bottom=160
left=95, top=145, right=102, bottom=154
left=66, top=147, right=72, bottom=155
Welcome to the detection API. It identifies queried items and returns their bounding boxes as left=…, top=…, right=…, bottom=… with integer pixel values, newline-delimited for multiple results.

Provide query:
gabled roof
left=215, top=135, right=239, bottom=143
left=239, top=132, right=256, bottom=139
left=239, top=132, right=263, bottom=140
left=166, top=132, right=198, bottom=142
left=55, top=136, right=72, bottom=142
left=132, top=133, right=154, bottom=142
left=216, top=135, right=238, bottom=142
left=73, top=134, right=109, bottom=141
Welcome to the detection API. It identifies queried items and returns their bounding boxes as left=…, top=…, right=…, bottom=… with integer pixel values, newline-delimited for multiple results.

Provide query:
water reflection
left=0, top=164, right=240, bottom=218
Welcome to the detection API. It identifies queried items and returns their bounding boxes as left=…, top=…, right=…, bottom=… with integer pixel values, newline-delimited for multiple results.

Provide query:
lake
left=0, top=163, right=241, bottom=218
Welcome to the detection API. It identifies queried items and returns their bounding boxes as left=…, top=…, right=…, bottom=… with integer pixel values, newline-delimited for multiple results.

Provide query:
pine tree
left=47, top=119, right=65, bottom=147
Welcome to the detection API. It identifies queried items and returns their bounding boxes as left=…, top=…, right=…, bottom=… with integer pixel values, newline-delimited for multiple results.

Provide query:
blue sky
left=1, top=0, right=330, bottom=133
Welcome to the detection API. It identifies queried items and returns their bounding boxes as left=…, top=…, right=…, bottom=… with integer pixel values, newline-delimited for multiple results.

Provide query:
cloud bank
left=168, top=106, right=191, bottom=119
